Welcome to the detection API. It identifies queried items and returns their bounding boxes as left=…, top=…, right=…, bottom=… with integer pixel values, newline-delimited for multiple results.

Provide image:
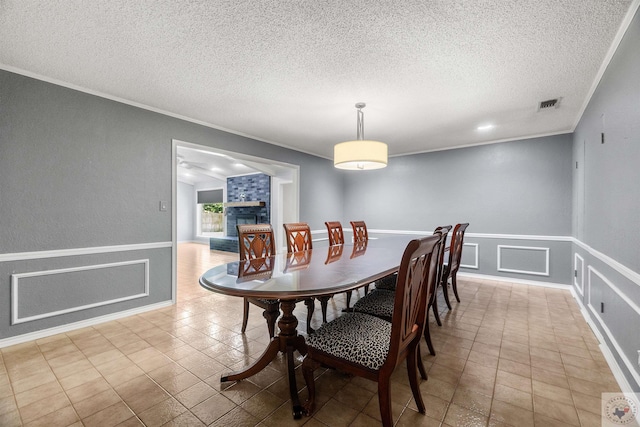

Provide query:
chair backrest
left=386, top=234, right=442, bottom=368
left=433, top=225, right=453, bottom=284
left=325, top=221, right=344, bottom=246
left=283, top=222, right=313, bottom=253
left=447, top=223, right=469, bottom=274
left=350, top=220, right=368, bottom=242
left=237, top=224, right=276, bottom=261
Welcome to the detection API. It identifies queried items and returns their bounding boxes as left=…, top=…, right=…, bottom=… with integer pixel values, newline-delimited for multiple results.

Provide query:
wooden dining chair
left=351, top=227, right=448, bottom=356
left=429, top=225, right=453, bottom=327
left=237, top=224, right=280, bottom=338
left=283, top=222, right=323, bottom=332
left=325, top=221, right=344, bottom=246
left=441, top=223, right=469, bottom=309
left=350, top=220, right=368, bottom=242
left=302, top=235, right=442, bottom=426
left=283, top=222, right=313, bottom=252
left=343, top=220, right=373, bottom=310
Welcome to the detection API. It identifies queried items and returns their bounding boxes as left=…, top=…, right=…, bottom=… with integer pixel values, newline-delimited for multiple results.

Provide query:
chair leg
left=263, top=303, right=279, bottom=338
left=430, top=300, right=442, bottom=327
left=452, top=274, right=461, bottom=302
left=417, top=344, right=428, bottom=380
left=305, top=298, right=315, bottom=335
left=343, top=290, right=353, bottom=312
left=241, top=298, right=250, bottom=333
left=442, top=278, right=452, bottom=310
left=364, top=284, right=370, bottom=295
left=424, top=316, right=436, bottom=356
left=378, top=376, right=393, bottom=427
left=302, top=357, right=320, bottom=416
left=407, top=345, right=426, bottom=414
left=317, top=296, right=330, bottom=323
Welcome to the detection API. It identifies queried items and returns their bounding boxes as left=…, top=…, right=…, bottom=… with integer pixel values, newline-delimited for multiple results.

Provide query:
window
left=201, top=203, right=224, bottom=233
left=197, top=189, right=224, bottom=236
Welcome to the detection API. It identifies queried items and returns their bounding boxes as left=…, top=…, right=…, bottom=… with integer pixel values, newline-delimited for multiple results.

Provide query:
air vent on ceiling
left=537, top=98, right=561, bottom=111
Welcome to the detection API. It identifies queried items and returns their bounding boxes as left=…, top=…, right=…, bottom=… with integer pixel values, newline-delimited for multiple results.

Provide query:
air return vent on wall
left=537, top=98, right=561, bottom=111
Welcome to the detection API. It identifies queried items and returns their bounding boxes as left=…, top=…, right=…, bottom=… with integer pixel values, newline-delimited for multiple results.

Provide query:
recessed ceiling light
left=477, top=124, right=495, bottom=131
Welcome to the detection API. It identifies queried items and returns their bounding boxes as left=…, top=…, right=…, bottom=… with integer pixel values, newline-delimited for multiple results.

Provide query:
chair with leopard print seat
left=352, top=226, right=451, bottom=356
left=302, top=234, right=442, bottom=427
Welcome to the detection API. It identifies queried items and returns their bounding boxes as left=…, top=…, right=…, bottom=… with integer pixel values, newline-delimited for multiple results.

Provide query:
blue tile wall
left=226, top=173, right=271, bottom=236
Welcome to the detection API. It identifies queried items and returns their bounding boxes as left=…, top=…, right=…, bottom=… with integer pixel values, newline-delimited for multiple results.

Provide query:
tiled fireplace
left=225, top=173, right=270, bottom=237
left=210, top=173, right=271, bottom=252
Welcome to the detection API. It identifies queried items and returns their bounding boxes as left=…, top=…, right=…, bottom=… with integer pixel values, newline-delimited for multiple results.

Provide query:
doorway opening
left=171, top=139, right=299, bottom=302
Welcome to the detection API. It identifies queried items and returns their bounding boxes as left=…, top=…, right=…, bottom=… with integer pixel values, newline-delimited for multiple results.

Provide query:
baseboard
left=458, top=272, right=570, bottom=289
left=0, top=300, right=174, bottom=349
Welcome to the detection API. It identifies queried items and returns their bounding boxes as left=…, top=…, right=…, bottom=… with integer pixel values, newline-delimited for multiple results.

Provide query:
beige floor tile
left=533, top=394, right=580, bottom=426
left=82, top=401, right=135, bottom=427
left=24, top=405, right=78, bottom=427
left=18, top=390, right=71, bottom=423
left=137, top=397, right=186, bottom=427
left=490, top=399, right=534, bottom=427
left=190, top=393, right=236, bottom=425
left=443, top=402, right=488, bottom=427
left=493, top=383, right=533, bottom=411
left=73, top=388, right=123, bottom=419
left=451, top=387, right=492, bottom=416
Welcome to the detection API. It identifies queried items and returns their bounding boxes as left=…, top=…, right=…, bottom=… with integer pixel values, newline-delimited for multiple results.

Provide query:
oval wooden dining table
left=199, top=234, right=423, bottom=419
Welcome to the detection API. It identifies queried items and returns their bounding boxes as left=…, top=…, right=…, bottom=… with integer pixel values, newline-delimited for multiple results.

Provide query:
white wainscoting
left=586, top=266, right=640, bottom=389
left=497, top=245, right=550, bottom=276
left=11, top=259, right=150, bottom=325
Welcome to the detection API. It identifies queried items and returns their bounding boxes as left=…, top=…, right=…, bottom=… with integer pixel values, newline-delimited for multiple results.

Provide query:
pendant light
left=334, top=103, right=388, bottom=170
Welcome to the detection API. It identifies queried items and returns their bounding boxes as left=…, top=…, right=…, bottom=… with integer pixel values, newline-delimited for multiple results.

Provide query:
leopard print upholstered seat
left=305, top=313, right=391, bottom=370
left=352, top=289, right=394, bottom=319
left=374, top=273, right=397, bottom=291
left=256, top=298, right=279, bottom=305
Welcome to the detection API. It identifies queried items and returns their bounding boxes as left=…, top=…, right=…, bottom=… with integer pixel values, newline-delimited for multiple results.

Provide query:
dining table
left=199, top=233, right=423, bottom=419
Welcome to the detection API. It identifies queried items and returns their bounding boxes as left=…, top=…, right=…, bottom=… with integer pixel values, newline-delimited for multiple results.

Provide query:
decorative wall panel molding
left=461, top=243, right=479, bottom=269
left=11, top=259, right=149, bottom=325
left=497, top=245, right=550, bottom=276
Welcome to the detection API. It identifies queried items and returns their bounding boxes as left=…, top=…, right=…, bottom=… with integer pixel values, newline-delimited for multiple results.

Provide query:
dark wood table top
left=199, top=234, right=423, bottom=300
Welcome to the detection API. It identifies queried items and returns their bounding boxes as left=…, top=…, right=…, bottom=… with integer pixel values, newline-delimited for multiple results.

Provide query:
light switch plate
left=159, top=201, right=167, bottom=212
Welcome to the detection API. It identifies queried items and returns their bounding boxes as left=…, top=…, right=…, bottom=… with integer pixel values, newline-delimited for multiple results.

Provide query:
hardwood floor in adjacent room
left=0, top=243, right=620, bottom=426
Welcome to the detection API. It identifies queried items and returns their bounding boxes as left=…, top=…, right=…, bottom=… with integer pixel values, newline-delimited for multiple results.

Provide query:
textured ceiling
left=1, top=1, right=637, bottom=159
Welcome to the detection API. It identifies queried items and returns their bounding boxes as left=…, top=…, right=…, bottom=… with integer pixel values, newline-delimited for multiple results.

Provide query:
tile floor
left=0, top=243, right=621, bottom=426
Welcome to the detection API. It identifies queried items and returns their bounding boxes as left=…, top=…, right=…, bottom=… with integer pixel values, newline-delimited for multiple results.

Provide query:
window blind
left=197, top=189, right=223, bottom=204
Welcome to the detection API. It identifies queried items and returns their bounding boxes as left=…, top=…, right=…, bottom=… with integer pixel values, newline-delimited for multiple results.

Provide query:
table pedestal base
left=220, top=299, right=307, bottom=419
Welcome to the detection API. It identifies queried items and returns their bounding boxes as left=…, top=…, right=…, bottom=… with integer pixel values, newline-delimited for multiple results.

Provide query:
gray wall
left=0, top=69, right=343, bottom=340
left=343, top=134, right=574, bottom=285
left=177, top=181, right=194, bottom=242
left=571, top=7, right=640, bottom=391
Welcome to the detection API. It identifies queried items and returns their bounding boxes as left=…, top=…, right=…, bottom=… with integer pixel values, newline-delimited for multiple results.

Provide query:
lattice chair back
left=324, top=221, right=345, bottom=246
left=237, top=224, right=276, bottom=261
left=349, top=220, right=368, bottom=242
left=447, top=223, right=469, bottom=273
left=283, top=222, right=313, bottom=253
